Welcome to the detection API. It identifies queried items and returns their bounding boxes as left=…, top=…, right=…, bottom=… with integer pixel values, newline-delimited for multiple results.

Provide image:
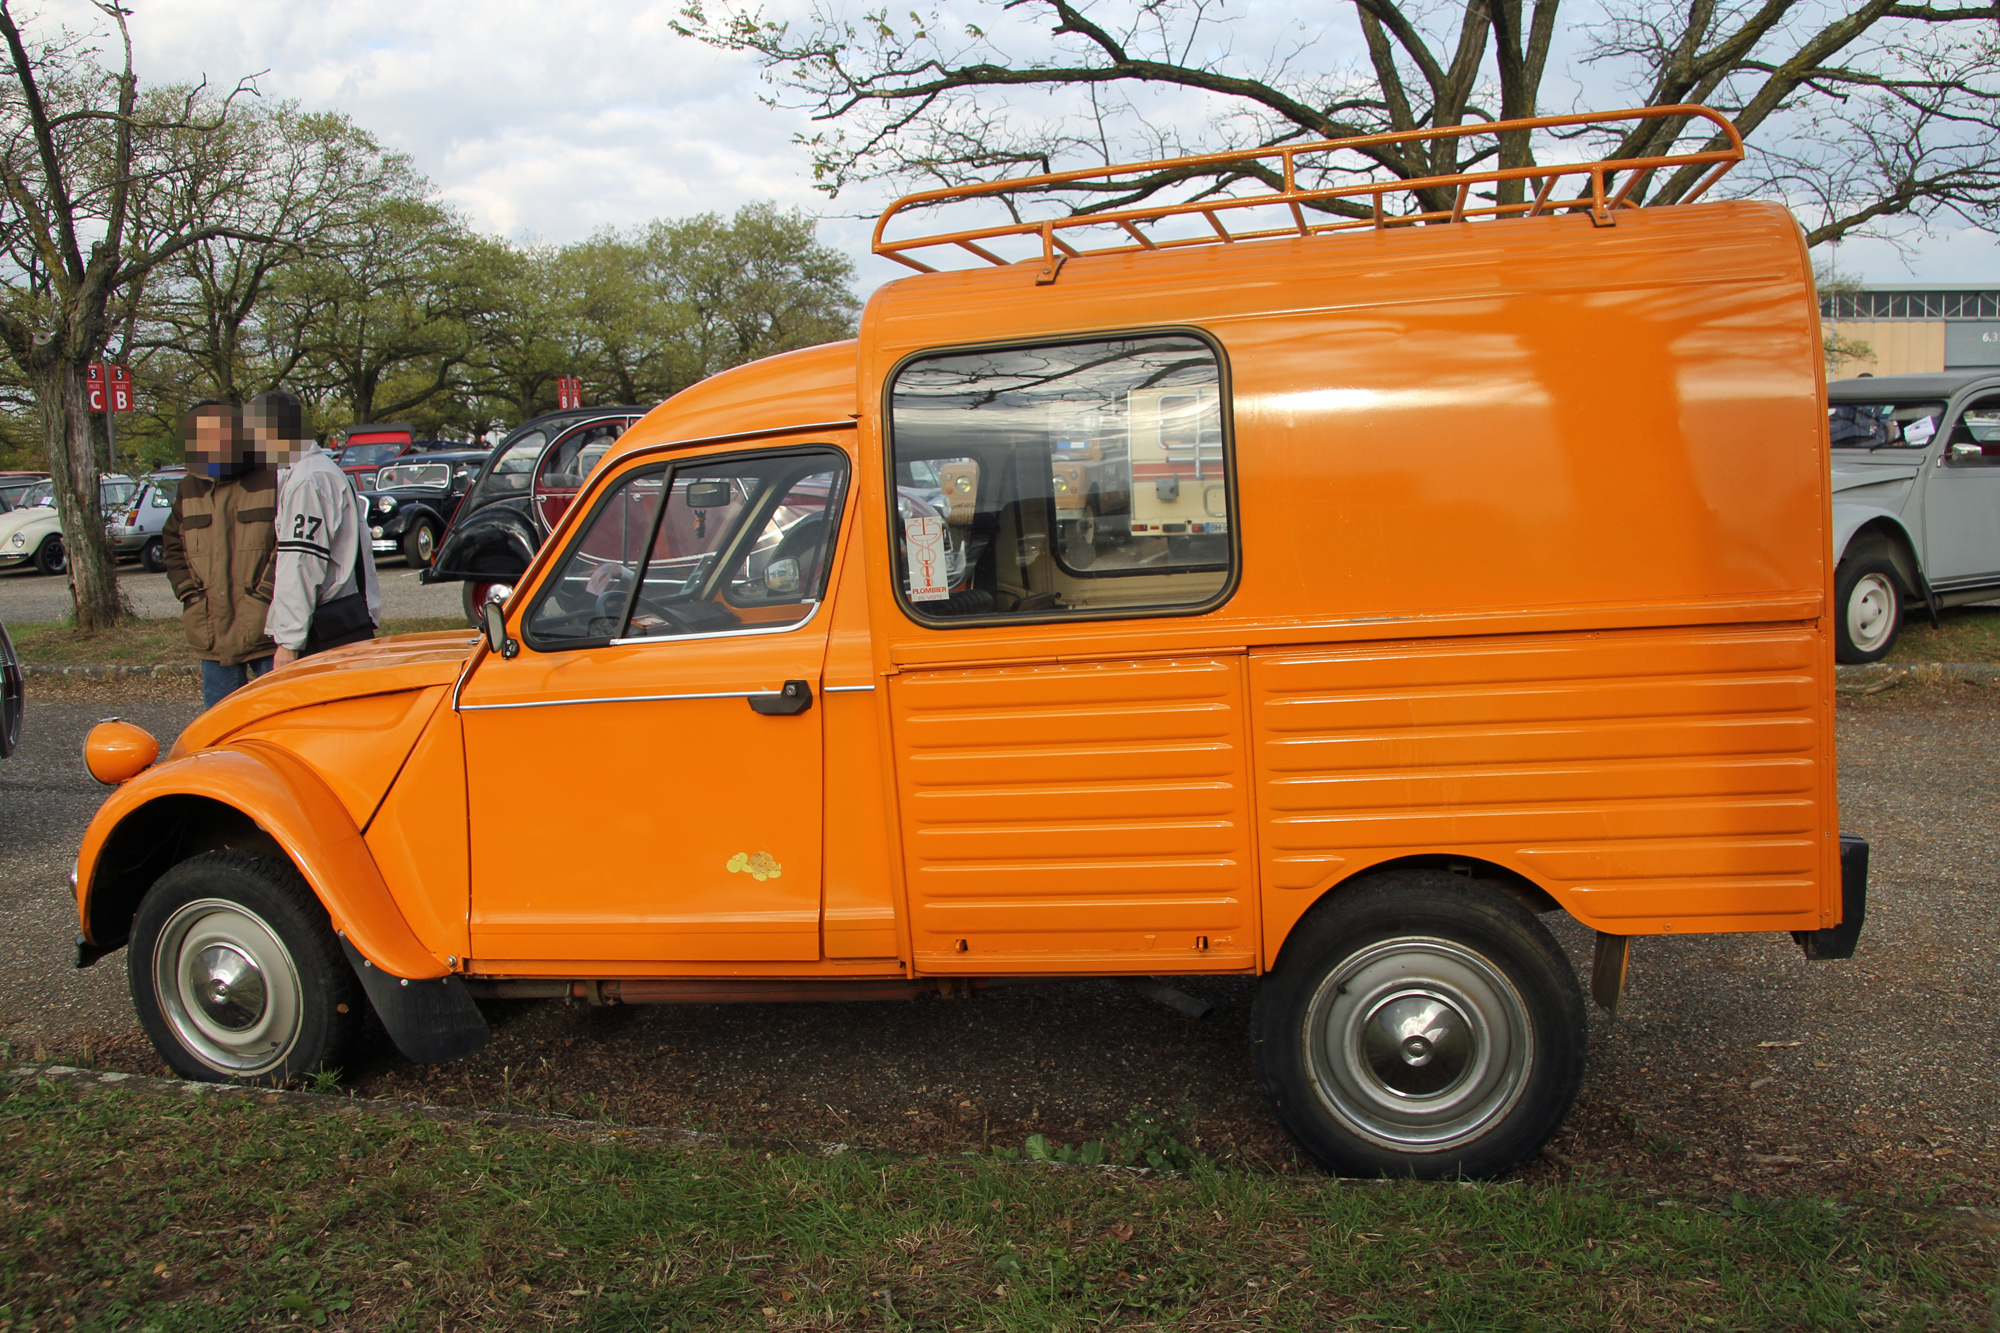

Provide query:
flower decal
left=726, top=851, right=783, bottom=882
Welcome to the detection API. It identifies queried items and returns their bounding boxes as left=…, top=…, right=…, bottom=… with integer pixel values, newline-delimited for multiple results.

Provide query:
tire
left=1251, top=870, right=1586, bottom=1179
left=1834, top=551, right=1903, bottom=664
left=127, top=850, right=364, bottom=1086
left=33, top=535, right=64, bottom=576
left=462, top=579, right=498, bottom=628
left=139, top=536, right=166, bottom=574
left=401, top=520, right=438, bottom=569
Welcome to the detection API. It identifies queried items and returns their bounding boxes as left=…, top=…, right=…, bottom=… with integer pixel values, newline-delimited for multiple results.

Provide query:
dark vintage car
left=0, top=619, right=21, bottom=759
left=424, top=407, right=650, bottom=622
left=358, top=451, right=489, bottom=569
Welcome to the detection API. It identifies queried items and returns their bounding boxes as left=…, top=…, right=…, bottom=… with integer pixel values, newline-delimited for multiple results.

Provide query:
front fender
left=1831, top=502, right=1918, bottom=569
left=425, top=497, right=536, bottom=584
left=77, top=741, right=448, bottom=980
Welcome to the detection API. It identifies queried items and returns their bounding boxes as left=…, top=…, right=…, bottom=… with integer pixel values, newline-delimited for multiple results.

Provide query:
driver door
left=460, top=442, right=850, bottom=968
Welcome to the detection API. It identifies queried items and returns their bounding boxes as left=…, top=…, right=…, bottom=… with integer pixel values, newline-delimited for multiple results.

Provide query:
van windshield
left=1830, top=401, right=1946, bottom=450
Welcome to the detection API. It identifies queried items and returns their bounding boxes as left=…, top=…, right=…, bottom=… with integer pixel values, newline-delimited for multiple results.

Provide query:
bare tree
left=679, top=0, right=2000, bottom=244
left=0, top=1, right=268, bottom=628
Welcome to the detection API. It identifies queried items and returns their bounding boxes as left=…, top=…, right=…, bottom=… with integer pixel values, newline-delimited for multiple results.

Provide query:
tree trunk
left=31, top=359, right=126, bottom=630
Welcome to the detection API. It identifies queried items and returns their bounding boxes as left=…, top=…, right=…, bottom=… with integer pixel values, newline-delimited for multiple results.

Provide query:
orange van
left=72, top=106, right=1865, bottom=1179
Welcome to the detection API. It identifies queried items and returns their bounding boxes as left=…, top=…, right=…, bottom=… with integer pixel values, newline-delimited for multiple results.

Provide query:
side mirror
left=481, top=588, right=518, bottom=659
left=763, top=557, right=802, bottom=596
left=1950, top=441, right=1984, bottom=464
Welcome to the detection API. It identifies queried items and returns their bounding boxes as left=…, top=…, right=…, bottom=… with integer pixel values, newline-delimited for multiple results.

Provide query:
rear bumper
left=1793, top=833, right=1868, bottom=960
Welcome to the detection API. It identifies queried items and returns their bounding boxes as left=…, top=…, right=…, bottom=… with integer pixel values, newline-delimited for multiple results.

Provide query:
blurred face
left=247, top=401, right=308, bottom=468
left=181, top=406, right=239, bottom=478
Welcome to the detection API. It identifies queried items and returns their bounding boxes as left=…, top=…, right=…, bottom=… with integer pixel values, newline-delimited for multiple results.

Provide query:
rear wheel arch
left=1275, top=854, right=1561, bottom=968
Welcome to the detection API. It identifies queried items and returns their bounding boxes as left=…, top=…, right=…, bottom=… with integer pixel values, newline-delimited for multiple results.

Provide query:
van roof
left=1828, top=371, right=2000, bottom=402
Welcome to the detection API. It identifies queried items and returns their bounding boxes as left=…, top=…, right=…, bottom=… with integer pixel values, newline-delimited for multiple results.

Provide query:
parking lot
left=3, top=670, right=1995, bottom=1199
left=0, top=560, right=464, bottom=625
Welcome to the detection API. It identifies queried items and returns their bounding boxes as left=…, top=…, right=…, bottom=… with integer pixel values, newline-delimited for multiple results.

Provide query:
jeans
left=201, top=656, right=274, bottom=708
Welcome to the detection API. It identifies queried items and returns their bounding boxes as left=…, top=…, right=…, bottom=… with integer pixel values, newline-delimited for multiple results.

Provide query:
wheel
left=1251, top=870, right=1586, bottom=1179
left=33, top=535, right=64, bottom=576
left=1834, top=550, right=1903, bottom=664
left=127, top=850, right=364, bottom=1085
left=462, top=579, right=502, bottom=627
left=139, top=536, right=166, bottom=573
left=401, top=520, right=437, bottom=569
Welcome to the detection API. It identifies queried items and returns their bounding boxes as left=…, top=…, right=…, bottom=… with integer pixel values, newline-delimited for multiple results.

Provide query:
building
left=1820, top=283, right=2000, bottom=378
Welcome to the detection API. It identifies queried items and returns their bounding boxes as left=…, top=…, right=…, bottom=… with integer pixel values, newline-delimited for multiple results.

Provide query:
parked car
left=0, top=618, right=20, bottom=759
left=424, top=408, right=650, bottom=621
left=0, top=475, right=137, bottom=575
left=68, top=107, right=1867, bottom=1182
left=109, top=468, right=184, bottom=573
left=1828, top=370, right=2000, bottom=663
left=359, top=451, right=488, bottom=568
left=0, top=471, right=49, bottom=510
left=333, top=423, right=418, bottom=488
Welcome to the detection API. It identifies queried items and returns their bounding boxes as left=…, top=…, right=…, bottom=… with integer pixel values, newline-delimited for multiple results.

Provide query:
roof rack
left=873, top=105, right=1744, bottom=282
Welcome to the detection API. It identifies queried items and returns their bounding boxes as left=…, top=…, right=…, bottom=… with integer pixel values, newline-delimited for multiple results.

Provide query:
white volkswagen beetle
left=0, top=476, right=138, bottom=576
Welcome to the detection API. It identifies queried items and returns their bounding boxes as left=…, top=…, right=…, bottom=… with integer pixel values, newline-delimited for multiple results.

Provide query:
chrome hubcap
left=416, top=525, right=434, bottom=562
left=1847, top=572, right=1896, bottom=652
left=153, top=899, right=302, bottom=1076
left=191, top=943, right=267, bottom=1030
left=1304, top=937, right=1532, bottom=1152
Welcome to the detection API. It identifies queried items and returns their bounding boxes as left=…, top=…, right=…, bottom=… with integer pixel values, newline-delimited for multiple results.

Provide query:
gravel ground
left=0, top=561, right=462, bottom=624
left=5, top=675, right=1996, bottom=1197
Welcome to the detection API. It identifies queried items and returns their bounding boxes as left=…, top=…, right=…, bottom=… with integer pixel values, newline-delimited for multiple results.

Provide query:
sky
left=37, top=0, right=2000, bottom=295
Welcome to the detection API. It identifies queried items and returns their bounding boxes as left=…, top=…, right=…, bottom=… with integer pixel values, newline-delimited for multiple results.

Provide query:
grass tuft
left=8, top=616, right=469, bottom=667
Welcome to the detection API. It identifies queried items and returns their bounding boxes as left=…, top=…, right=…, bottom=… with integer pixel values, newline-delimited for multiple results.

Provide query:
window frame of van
left=518, top=444, right=852, bottom=655
left=881, top=326, right=1242, bottom=630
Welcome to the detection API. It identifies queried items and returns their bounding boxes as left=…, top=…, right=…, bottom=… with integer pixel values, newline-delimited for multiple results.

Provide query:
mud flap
left=339, top=938, right=489, bottom=1063
left=1793, top=833, right=1868, bottom=961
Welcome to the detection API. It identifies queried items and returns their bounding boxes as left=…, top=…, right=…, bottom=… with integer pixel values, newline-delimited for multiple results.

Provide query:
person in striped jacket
left=249, top=390, right=381, bottom=667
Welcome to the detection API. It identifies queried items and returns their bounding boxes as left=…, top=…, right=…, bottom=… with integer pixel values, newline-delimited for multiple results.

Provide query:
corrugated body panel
left=1252, top=626, right=1828, bottom=937
left=891, top=656, right=1255, bottom=972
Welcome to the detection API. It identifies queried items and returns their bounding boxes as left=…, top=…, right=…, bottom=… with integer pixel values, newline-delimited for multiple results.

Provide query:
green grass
left=1886, top=604, right=2000, bottom=664
left=9, top=617, right=468, bottom=667
left=2, top=1076, right=1993, bottom=1331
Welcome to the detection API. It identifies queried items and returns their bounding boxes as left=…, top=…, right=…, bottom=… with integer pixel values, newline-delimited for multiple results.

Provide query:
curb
left=22, top=663, right=198, bottom=679
left=7, top=1062, right=879, bottom=1160
left=1834, top=662, right=2000, bottom=690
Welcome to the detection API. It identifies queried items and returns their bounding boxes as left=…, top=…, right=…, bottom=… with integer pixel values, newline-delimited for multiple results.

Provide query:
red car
left=333, top=423, right=417, bottom=488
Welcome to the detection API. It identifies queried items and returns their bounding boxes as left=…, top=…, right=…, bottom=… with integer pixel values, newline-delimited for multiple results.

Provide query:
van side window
left=524, top=450, right=848, bottom=650
left=888, top=334, right=1233, bottom=622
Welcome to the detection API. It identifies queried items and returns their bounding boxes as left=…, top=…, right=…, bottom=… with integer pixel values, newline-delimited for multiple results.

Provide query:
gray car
left=1829, top=370, right=2000, bottom=662
left=108, top=469, right=183, bottom=573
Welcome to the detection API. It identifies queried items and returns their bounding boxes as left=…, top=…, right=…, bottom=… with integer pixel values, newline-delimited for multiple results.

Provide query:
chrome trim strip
left=460, top=688, right=776, bottom=713
left=823, top=684, right=876, bottom=693
left=606, top=601, right=821, bottom=648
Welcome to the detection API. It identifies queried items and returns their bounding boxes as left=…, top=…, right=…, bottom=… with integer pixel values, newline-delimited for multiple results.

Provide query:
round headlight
left=375, top=495, right=397, bottom=514
left=8, top=533, right=22, bottom=548
left=84, top=719, right=159, bottom=786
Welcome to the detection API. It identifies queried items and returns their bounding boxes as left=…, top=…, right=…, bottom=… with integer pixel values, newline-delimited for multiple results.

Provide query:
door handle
left=748, top=680, right=813, bottom=716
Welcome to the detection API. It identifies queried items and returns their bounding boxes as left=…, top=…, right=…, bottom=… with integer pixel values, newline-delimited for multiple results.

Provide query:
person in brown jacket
left=161, top=402, right=281, bottom=707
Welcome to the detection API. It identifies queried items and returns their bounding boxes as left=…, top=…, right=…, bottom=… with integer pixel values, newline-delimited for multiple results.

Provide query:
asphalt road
left=0, top=561, right=464, bottom=625
left=4, top=676, right=1996, bottom=1197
